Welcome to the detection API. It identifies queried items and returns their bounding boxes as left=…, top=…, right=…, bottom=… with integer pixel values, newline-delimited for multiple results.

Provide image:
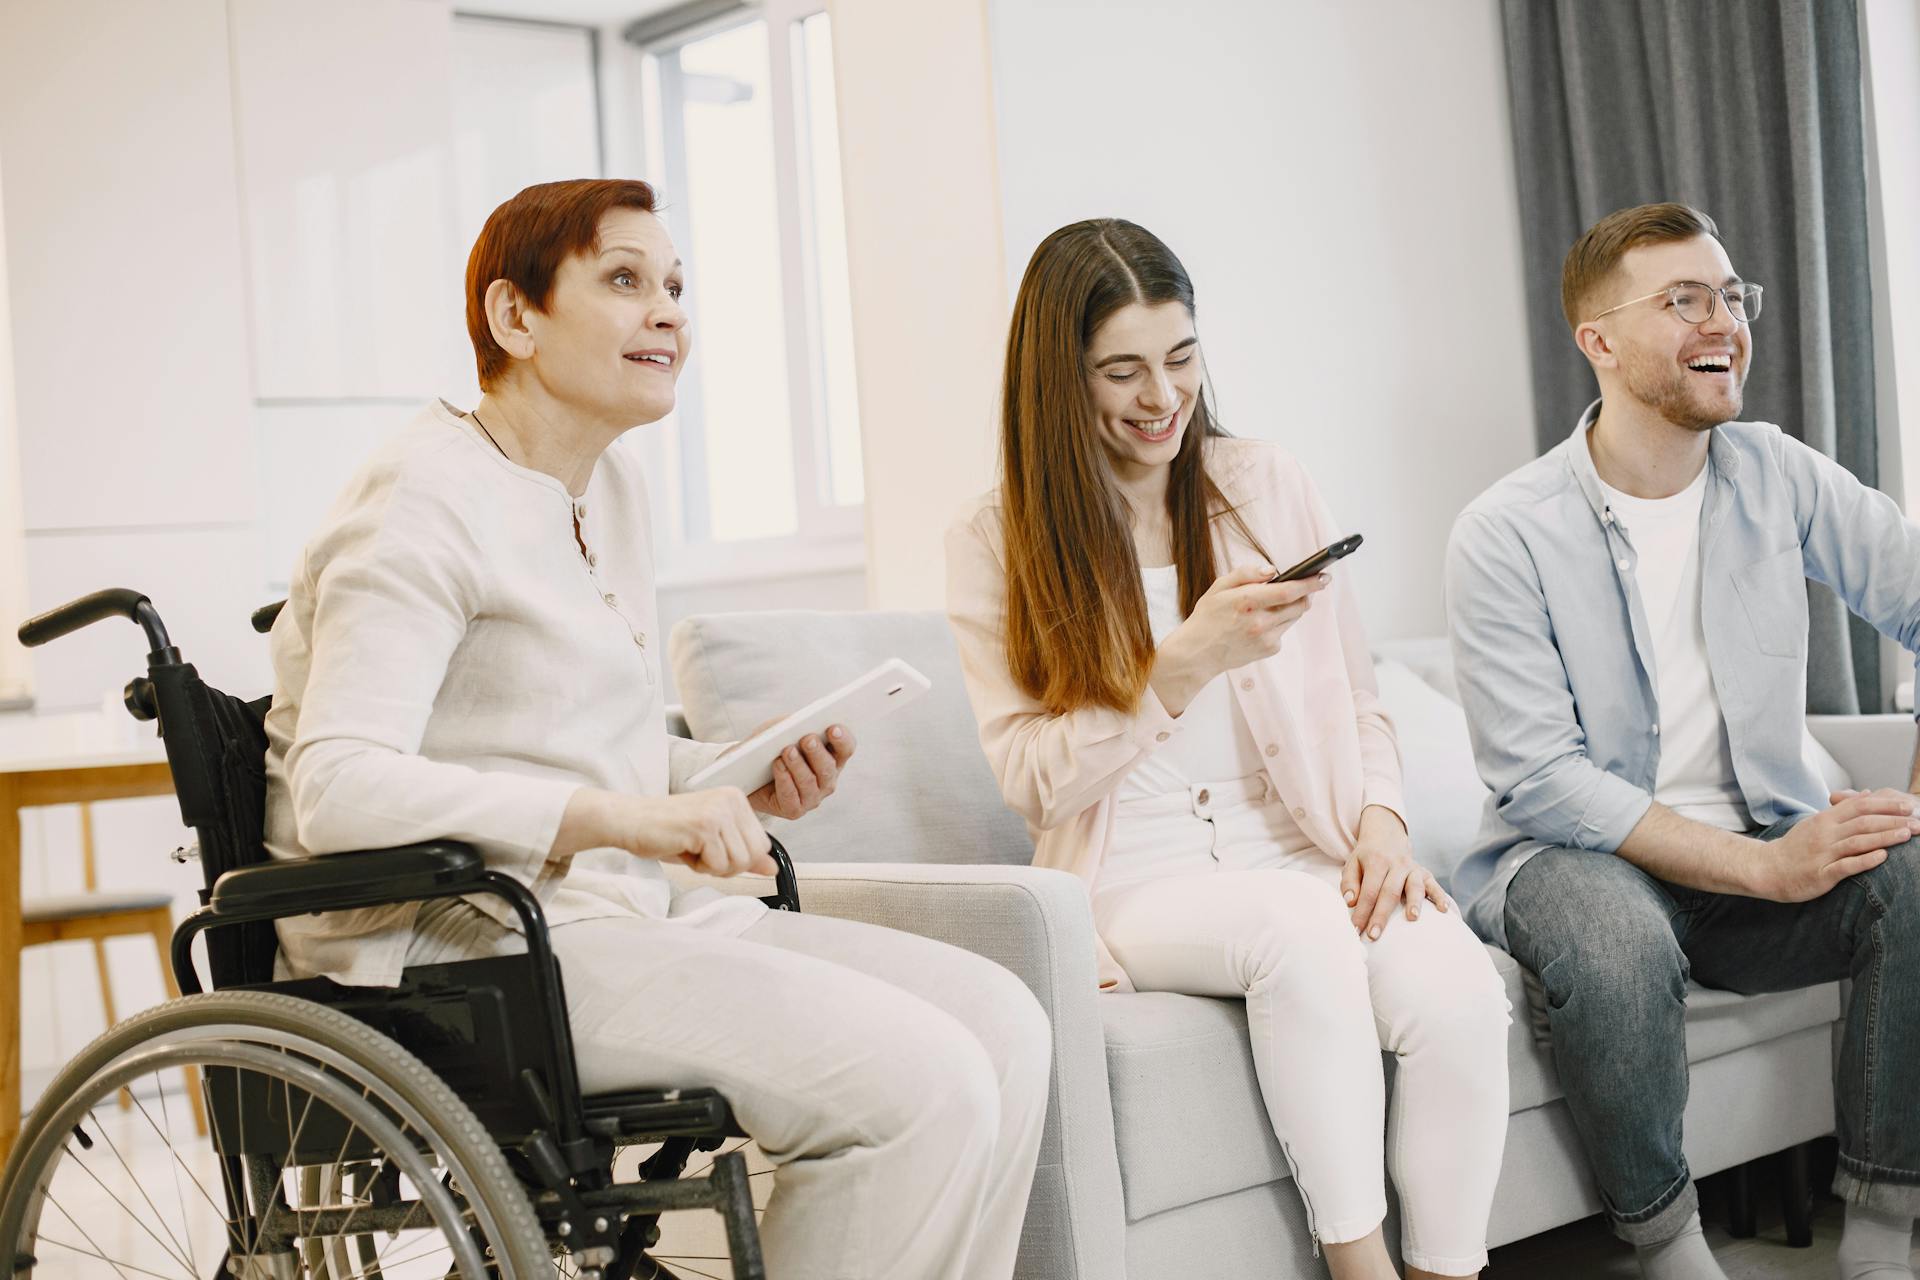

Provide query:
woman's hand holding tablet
left=687, top=660, right=932, bottom=815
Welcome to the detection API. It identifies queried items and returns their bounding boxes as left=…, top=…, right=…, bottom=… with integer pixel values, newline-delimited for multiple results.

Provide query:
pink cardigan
left=945, top=437, right=1407, bottom=992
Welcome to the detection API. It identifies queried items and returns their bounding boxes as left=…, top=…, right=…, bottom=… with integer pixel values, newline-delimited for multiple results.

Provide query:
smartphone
left=1269, top=533, right=1364, bottom=583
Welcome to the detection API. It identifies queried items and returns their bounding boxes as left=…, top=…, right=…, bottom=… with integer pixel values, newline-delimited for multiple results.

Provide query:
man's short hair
left=1561, top=202, right=1722, bottom=330
left=465, top=178, right=659, bottom=390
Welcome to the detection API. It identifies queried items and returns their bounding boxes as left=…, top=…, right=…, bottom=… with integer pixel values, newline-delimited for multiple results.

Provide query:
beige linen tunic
left=263, top=400, right=764, bottom=986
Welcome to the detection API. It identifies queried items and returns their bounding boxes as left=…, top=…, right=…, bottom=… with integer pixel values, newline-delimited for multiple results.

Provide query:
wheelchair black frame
left=17, top=587, right=798, bottom=1279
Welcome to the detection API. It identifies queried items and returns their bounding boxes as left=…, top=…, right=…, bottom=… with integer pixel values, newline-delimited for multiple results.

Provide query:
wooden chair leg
left=148, top=910, right=206, bottom=1136
left=80, top=807, right=133, bottom=1112
left=91, top=936, right=130, bottom=1110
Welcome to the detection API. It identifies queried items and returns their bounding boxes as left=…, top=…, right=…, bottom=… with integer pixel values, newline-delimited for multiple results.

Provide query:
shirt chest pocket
left=1731, top=545, right=1808, bottom=659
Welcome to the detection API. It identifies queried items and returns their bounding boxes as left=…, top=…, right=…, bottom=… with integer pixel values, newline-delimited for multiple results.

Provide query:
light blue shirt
left=1446, top=401, right=1920, bottom=949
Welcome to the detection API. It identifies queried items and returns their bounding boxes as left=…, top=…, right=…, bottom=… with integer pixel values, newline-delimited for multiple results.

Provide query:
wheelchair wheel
left=1, top=991, right=552, bottom=1278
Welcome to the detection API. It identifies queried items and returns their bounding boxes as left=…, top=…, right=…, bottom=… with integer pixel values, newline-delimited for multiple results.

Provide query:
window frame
left=627, top=0, right=865, bottom=587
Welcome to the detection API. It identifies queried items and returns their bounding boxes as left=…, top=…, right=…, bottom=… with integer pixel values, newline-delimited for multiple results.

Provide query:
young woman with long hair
left=945, top=218, right=1510, bottom=1280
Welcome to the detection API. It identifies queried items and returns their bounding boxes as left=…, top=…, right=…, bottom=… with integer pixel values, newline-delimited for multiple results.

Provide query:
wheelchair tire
left=1, top=990, right=552, bottom=1278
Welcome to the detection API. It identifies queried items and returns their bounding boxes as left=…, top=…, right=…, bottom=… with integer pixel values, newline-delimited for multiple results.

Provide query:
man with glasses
left=1446, top=202, right=1920, bottom=1280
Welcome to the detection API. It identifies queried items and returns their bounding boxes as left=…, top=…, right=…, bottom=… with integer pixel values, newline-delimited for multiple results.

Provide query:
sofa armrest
left=1808, top=714, right=1916, bottom=792
left=681, top=861, right=1128, bottom=1277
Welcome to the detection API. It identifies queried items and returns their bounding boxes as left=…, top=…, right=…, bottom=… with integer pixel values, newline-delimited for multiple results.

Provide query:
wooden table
left=0, top=712, right=172, bottom=1164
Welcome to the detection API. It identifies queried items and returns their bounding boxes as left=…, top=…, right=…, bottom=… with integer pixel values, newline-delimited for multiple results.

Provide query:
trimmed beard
left=1618, top=346, right=1743, bottom=433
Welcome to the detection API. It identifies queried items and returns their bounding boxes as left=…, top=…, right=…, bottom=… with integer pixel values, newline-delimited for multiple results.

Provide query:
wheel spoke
left=321, top=1089, right=375, bottom=1252
left=90, top=1097, right=198, bottom=1266
left=60, top=1136, right=194, bottom=1274
left=652, top=1260, right=726, bottom=1280
left=35, top=1234, right=190, bottom=1280
left=371, top=1193, right=433, bottom=1273
left=42, top=1192, right=163, bottom=1280
left=150, top=1079, right=203, bottom=1276
left=242, top=1067, right=320, bottom=1277
left=365, top=1228, right=458, bottom=1275
left=681, top=1139, right=751, bottom=1180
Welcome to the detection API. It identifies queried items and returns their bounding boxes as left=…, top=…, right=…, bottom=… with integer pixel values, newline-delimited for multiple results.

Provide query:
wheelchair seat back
left=163, top=671, right=592, bottom=1153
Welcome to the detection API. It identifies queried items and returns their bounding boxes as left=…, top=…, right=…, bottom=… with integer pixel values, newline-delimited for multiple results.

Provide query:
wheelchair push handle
left=17, top=587, right=176, bottom=658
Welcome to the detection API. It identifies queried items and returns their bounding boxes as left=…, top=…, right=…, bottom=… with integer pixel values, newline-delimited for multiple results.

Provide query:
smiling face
left=1581, top=234, right=1753, bottom=433
left=1084, top=301, right=1202, bottom=480
left=520, top=208, right=690, bottom=426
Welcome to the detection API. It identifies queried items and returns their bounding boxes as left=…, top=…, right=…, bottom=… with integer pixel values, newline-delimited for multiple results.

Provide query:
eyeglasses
left=1586, top=281, right=1764, bottom=326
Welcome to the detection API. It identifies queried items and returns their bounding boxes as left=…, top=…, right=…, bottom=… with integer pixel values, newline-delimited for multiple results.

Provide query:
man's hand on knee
left=1755, top=792, right=1920, bottom=902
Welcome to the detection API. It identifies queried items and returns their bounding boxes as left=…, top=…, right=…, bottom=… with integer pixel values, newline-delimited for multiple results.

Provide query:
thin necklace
left=470, top=409, right=510, bottom=461
left=475, top=408, right=590, bottom=553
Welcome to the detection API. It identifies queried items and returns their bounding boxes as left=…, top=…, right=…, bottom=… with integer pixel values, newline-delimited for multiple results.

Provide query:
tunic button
left=1292, top=806, right=1306, bottom=820
left=1197, top=788, right=1211, bottom=805
left=1652, top=724, right=1660, bottom=735
left=604, top=592, right=619, bottom=607
left=1616, top=558, right=1630, bottom=571
left=587, top=552, right=599, bottom=568
left=575, top=501, right=587, bottom=518
left=1155, top=731, right=1171, bottom=742
left=1240, top=678, right=1255, bottom=691
left=1265, top=744, right=1279, bottom=758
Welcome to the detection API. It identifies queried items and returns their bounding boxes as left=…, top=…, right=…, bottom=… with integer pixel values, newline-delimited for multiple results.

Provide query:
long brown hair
left=999, top=219, right=1265, bottom=714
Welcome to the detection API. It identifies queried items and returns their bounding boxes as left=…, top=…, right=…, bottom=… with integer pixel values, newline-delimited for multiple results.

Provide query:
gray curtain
left=1501, top=0, right=1881, bottom=714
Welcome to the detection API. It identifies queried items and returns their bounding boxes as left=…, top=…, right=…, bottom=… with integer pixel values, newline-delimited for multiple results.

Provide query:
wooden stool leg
left=93, top=936, right=130, bottom=1110
left=148, top=910, right=206, bottom=1136
left=79, top=806, right=133, bottom=1112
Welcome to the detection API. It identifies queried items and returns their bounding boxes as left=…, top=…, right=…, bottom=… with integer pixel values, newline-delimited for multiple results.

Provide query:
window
left=632, top=0, right=864, bottom=582
left=449, top=14, right=603, bottom=403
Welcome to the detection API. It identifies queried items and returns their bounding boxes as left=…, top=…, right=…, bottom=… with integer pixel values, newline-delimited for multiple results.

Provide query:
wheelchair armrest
left=211, top=842, right=485, bottom=917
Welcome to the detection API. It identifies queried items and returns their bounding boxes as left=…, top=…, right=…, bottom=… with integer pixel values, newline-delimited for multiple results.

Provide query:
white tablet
left=684, top=659, right=932, bottom=794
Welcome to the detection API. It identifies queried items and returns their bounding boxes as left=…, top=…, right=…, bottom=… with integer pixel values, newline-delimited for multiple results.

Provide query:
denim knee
left=1856, top=837, right=1920, bottom=911
left=1539, top=909, right=1688, bottom=1014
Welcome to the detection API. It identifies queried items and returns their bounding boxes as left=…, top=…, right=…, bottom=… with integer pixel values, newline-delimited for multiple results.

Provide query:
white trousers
left=1096, top=777, right=1511, bottom=1275
left=407, top=899, right=1051, bottom=1280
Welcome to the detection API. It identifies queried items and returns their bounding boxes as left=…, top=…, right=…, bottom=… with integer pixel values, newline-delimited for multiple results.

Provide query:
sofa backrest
left=669, top=609, right=1035, bottom=865
left=671, top=609, right=1856, bottom=887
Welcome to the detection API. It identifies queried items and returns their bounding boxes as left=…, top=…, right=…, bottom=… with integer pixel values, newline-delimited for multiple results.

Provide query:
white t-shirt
left=1597, top=464, right=1752, bottom=832
left=1115, top=565, right=1269, bottom=799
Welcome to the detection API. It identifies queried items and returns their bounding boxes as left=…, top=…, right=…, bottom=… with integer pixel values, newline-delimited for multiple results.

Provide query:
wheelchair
left=3, top=588, right=804, bottom=1279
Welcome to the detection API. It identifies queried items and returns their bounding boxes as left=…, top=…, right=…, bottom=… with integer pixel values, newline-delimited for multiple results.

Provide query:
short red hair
left=464, top=178, right=660, bottom=390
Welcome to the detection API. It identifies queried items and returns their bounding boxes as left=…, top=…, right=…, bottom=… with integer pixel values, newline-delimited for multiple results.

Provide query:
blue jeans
left=1503, top=819, right=1920, bottom=1245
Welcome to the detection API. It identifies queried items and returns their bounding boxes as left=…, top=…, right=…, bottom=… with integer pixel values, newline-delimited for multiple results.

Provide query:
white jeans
left=406, top=900, right=1051, bottom=1280
left=1096, top=775, right=1511, bottom=1275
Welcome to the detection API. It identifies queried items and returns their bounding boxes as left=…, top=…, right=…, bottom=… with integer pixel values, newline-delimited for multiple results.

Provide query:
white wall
left=0, top=0, right=267, bottom=713
left=987, top=0, right=1538, bottom=640
left=828, top=0, right=1006, bottom=611
left=1864, top=0, right=1920, bottom=513
left=0, top=0, right=268, bottom=1085
left=0, top=154, right=29, bottom=705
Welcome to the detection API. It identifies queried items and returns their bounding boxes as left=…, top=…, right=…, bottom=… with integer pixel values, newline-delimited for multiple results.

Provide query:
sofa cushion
left=1103, top=952, right=1843, bottom=1223
left=669, top=610, right=1034, bottom=865
left=1101, top=992, right=1288, bottom=1222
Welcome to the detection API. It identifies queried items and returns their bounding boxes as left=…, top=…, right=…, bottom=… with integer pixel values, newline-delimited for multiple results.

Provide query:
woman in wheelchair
left=254, top=178, right=1050, bottom=1278
left=946, top=220, right=1511, bottom=1279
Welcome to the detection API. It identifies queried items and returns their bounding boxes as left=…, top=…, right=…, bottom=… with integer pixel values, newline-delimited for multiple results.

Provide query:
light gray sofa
left=668, top=611, right=1910, bottom=1279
